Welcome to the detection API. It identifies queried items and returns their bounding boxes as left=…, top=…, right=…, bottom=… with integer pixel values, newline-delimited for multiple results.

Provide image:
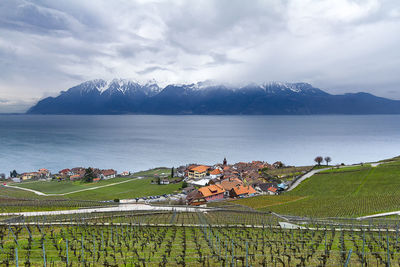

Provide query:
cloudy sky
left=0, top=0, right=399, bottom=112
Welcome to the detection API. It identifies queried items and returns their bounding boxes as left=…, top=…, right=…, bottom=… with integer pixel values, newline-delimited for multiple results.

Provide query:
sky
left=0, top=0, right=399, bottom=112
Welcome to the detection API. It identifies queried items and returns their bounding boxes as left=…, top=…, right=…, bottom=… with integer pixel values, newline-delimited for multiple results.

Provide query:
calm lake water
left=0, top=115, right=400, bottom=175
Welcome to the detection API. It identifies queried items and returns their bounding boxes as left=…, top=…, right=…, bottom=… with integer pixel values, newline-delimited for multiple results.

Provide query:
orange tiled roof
left=209, top=169, right=222, bottom=175
left=198, top=184, right=225, bottom=197
left=223, top=166, right=231, bottom=171
left=232, top=185, right=256, bottom=196
left=191, top=165, right=209, bottom=173
left=220, top=178, right=243, bottom=191
left=268, top=187, right=278, bottom=193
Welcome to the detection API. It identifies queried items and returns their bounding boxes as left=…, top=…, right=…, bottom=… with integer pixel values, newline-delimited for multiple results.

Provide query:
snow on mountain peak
left=71, top=79, right=322, bottom=97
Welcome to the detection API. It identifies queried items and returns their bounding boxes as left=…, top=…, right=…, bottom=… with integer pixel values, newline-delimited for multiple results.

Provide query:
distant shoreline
left=3, top=113, right=400, bottom=116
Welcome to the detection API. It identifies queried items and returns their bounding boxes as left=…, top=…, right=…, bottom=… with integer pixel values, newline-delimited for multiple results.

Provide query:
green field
left=262, top=165, right=313, bottom=181
left=63, top=178, right=182, bottom=201
left=132, top=167, right=171, bottom=177
left=15, top=177, right=133, bottom=194
left=233, top=159, right=400, bottom=217
left=7, top=177, right=182, bottom=202
left=0, top=168, right=181, bottom=211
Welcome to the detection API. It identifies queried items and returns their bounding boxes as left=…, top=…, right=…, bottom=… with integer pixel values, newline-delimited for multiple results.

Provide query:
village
left=2, top=157, right=315, bottom=205
left=177, top=158, right=308, bottom=205
left=6, top=167, right=124, bottom=183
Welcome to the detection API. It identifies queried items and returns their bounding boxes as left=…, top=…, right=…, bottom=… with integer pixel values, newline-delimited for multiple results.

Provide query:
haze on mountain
left=0, top=0, right=400, bottom=113
left=27, top=79, right=400, bottom=115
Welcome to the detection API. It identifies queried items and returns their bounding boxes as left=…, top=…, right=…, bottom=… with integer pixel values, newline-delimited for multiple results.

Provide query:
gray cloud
left=0, top=0, right=399, bottom=112
left=137, top=66, right=171, bottom=75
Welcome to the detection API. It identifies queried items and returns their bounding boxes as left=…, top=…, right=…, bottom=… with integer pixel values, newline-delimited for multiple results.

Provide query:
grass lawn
left=264, top=166, right=312, bottom=177
left=232, top=158, right=400, bottom=217
left=132, top=167, right=171, bottom=177
left=3, top=167, right=181, bottom=203
left=0, top=186, right=50, bottom=200
left=64, top=178, right=182, bottom=201
left=14, top=177, right=132, bottom=194
left=260, top=165, right=313, bottom=182
left=10, top=168, right=172, bottom=195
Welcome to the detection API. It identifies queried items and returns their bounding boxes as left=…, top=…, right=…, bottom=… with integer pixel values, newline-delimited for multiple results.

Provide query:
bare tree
left=314, top=156, right=323, bottom=166
left=324, top=156, right=332, bottom=166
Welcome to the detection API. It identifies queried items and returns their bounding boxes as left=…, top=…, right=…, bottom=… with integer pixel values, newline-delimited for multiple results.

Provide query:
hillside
left=233, top=158, right=400, bottom=217
left=27, top=79, right=400, bottom=115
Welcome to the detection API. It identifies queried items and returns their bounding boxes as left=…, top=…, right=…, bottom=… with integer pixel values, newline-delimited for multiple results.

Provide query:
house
left=69, top=174, right=81, bottom=181
left=101, top=169, right=117, bottom=179
left=20, top=172, right=39, bottom=181
left=71, top=167, right=86, bottom=177
left=187, top=184, right=225, bottom=205
left=209, top=168, right=222, bottom=179
left=59, top=169, right=73, bottom=177
left=267, top=186, right=278, bottom=195
left=186, top=190, right=206, bottom=206
left=188, top=165, right=209, bottom=179
left=220, top=178, right=243, bottom=197
left=182, top=186, right=196, bottom=195
left=256, top=183, right=278, bottom=194
left=120, top=171, right=130, bottom=176
left=207, top=178, right=222, bottom=185
left=38, top=168, right=51, bottom=178
left=273, top=161, right=284, bottom=169
left=230, top=185, right=257, bottom=198
left=176, top=166, right=186, bottom=177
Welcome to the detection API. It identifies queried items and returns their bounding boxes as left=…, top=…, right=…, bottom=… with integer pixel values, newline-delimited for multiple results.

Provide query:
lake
left=0, top=115, right=399, bottom=175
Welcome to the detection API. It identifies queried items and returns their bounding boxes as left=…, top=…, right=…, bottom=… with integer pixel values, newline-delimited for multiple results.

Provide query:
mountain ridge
left=27, top=79, right=400, bottom=115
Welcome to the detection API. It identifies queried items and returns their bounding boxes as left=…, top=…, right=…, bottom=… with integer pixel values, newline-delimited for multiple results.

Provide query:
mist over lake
left=1, top=114, right=399, bottom=175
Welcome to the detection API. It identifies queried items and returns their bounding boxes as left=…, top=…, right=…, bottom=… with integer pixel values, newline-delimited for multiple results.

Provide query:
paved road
left=357, top=210, right=400, bottom=220
left=0, top=204, right=210, bottom=217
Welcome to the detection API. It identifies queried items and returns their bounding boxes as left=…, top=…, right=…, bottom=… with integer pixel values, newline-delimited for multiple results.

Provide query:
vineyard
left=234, top=159, right=400, bottom=218
left=2, top=207, right=400, bottom=266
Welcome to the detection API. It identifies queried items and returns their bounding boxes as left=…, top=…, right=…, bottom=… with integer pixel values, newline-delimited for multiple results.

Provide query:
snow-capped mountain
left=27, top=79, right=400, bottom=114
left=66, top=79, right=161, bottom=96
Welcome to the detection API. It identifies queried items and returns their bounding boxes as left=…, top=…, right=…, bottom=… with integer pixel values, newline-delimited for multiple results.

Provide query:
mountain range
left=27, top=79, right=400, bottom=115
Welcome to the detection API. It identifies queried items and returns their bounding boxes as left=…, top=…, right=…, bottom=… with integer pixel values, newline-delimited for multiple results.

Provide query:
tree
left=181, top=181, right=188, bottom=188
left=171, top=167, right=174, bottom=178
left=324, top=156, right=332, bottom=166
left=83, top=168, right=96, bottom=183
left=10, top=170, right=18, bottom=178
left=314, top=156, right=323, bottom=166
